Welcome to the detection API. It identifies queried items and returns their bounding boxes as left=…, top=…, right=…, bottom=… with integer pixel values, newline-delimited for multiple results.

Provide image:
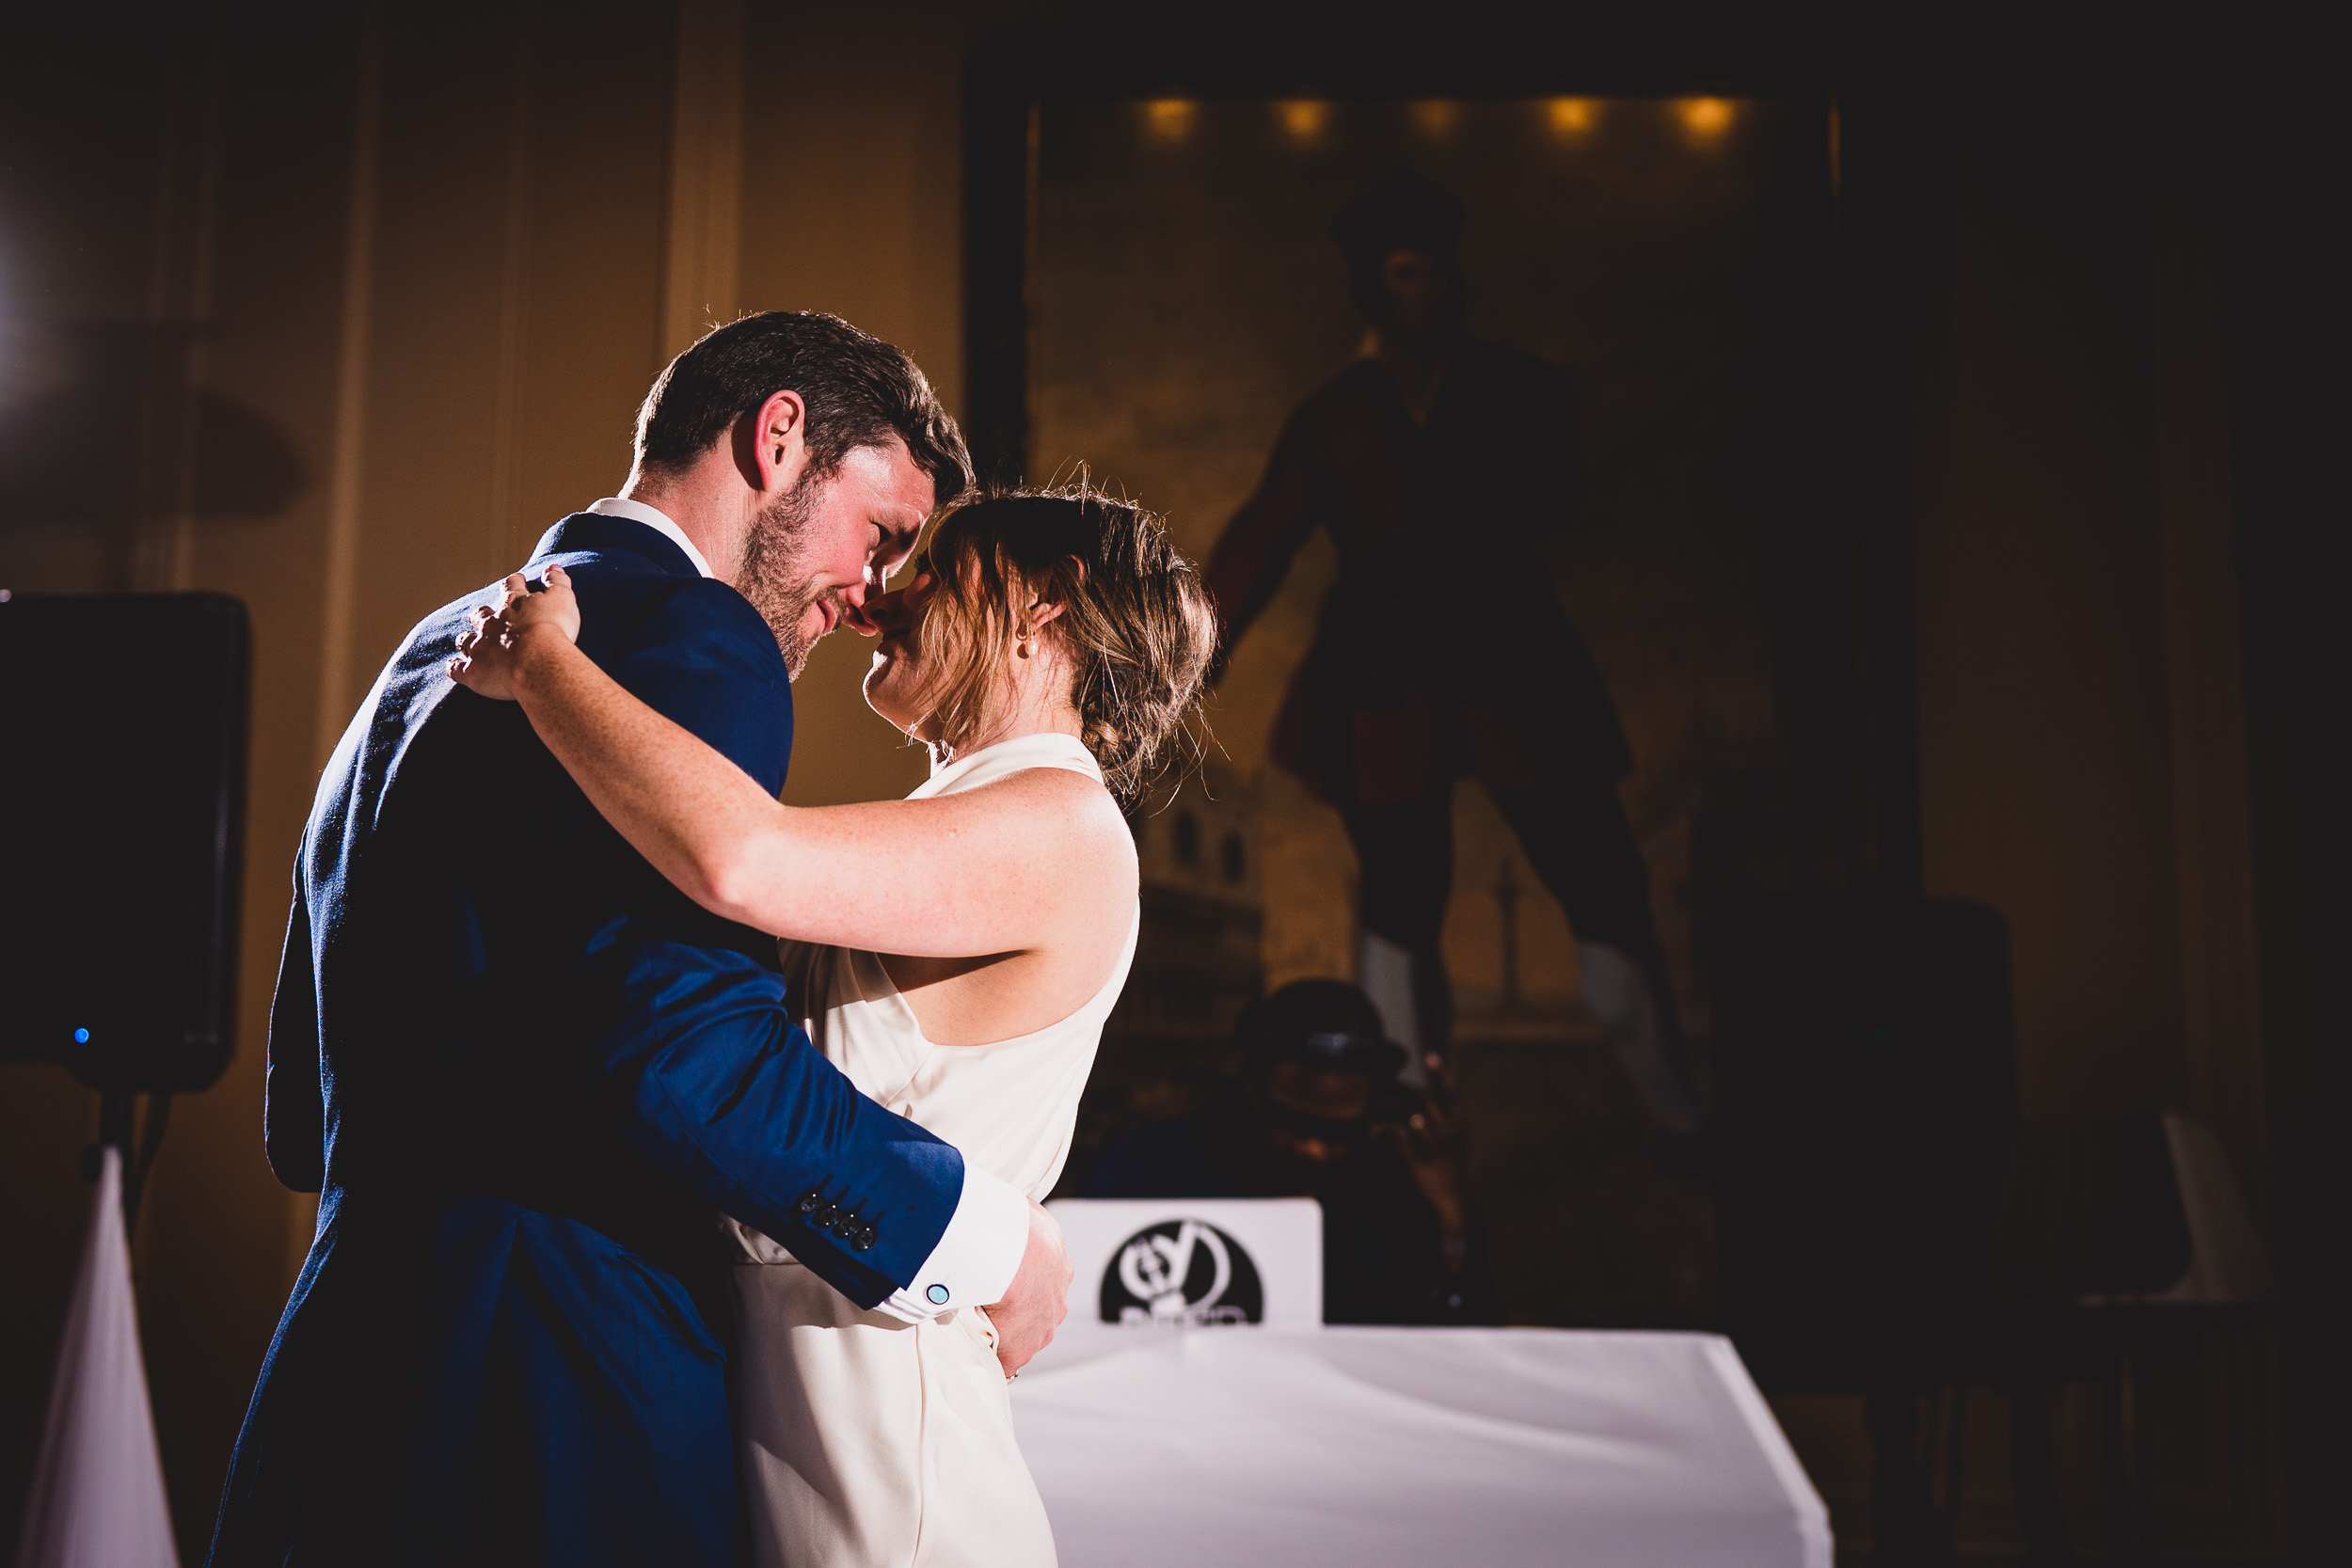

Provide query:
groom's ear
left=736, top=388, right=809, bottom=497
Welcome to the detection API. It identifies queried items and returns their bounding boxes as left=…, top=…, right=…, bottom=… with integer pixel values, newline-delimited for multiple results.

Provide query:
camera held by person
left=1084, top=978, right=1504, bottom=1325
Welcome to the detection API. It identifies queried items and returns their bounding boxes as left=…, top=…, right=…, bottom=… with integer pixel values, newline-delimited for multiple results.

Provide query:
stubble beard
left=738, top=476, right=836, bottom=680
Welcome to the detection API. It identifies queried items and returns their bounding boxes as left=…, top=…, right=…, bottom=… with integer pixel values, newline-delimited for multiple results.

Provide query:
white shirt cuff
left=870, top=1160, right=1031, bottom=1323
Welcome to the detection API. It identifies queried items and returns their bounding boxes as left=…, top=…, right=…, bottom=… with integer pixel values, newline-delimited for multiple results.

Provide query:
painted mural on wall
left=1031, top=97, right=1793, bottom=1038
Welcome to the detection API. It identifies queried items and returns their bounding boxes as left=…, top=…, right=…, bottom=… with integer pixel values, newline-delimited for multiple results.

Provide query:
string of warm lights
left=1135, top=97, right=1742, bottom=148
left=1275, top=100, right=1327, bottom=140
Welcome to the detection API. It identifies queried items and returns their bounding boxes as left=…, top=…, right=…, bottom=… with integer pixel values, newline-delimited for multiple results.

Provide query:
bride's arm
left=453, top=569, right=1132, bottom=957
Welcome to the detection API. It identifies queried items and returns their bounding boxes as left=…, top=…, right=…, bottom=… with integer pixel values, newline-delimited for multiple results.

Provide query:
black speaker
left=0, top=592, right=250, bottom=1092
left=1709, top=891, right=2016, bottom=1388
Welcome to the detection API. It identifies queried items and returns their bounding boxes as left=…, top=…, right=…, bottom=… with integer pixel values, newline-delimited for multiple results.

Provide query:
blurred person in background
left=1083, top=978, right=1504, bottom=1325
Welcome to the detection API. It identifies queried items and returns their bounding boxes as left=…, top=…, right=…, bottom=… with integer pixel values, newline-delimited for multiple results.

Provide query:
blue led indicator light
left=72, top=1027, right=89, bottom=1044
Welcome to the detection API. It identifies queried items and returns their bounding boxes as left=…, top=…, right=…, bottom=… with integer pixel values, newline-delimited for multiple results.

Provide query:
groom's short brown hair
left=633, top=310, right=973, bottom=503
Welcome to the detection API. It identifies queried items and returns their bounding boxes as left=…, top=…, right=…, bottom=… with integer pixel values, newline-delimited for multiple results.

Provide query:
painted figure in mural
left=1203, top=171, right=1702, bottom=1132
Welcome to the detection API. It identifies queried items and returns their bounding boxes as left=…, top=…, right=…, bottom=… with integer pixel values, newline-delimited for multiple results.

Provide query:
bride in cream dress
left=724, top=725, right=1134, bottom=1567
left=453, top=489, right=1215, bottom=1567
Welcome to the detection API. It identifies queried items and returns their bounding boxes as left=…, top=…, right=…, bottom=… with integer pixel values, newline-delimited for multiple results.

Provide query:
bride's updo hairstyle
left=912, top=486, right=1216, bottom=801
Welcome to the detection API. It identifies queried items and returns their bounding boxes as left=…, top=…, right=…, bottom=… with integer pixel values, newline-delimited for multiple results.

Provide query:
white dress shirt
left=580, top=494, right=1032, bottom=1322
left=586, top=496, right=716, bottom=578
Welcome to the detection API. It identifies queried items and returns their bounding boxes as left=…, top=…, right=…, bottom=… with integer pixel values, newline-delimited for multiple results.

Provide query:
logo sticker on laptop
left=1100, top=1217, right=1264, bottom=1326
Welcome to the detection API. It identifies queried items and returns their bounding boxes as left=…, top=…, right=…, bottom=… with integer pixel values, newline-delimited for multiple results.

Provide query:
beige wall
left=742, top=2, right=973, bottom=808
left=1, top=15, right=371, bottom=1546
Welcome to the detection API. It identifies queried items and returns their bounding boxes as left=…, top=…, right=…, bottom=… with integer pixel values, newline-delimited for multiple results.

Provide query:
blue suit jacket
left=207, top=515, right=966, bottom=1567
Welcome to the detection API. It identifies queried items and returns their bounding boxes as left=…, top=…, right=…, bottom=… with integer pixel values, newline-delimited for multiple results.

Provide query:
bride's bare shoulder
left=967, top=766, right=1136, bottom=864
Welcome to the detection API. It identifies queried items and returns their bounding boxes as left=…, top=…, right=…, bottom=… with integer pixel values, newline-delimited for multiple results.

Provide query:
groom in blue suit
left=208, top=312, right=1067, bottom=1566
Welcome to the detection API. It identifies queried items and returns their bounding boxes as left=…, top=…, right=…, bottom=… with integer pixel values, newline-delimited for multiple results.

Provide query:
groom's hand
left=987, top=1199, right=1073, bottom=1376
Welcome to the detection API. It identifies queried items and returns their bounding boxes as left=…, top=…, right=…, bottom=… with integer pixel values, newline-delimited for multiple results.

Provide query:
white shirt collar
left=585, top=497, right=714, bottom=578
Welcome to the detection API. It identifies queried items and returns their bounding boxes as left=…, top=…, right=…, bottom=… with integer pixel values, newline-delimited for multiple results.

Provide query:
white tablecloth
left=1012, top=1327, right=1831, bottom=1568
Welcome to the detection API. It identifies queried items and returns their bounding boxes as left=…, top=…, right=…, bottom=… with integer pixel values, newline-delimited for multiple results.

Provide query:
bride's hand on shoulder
left=449, top=562, right=582, bottom=701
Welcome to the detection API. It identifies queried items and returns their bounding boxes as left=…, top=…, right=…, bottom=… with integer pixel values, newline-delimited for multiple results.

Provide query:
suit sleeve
left=263, top=866, right=326, bottom=1194
left=573, top=577, right=967, bottom=1308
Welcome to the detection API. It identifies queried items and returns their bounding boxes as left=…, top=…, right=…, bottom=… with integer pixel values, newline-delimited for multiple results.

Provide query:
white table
left=1012, top=1326, right=1831, bottom=1568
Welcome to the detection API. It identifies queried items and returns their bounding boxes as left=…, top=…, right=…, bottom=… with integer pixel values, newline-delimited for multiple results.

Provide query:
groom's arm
left=572, top=575, right=1029, bottom=1313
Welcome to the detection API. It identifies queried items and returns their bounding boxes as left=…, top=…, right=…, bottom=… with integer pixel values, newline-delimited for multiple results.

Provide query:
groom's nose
left=834, top=569, right=874, bottom=626
left=843, top=585, right=891, bottom=636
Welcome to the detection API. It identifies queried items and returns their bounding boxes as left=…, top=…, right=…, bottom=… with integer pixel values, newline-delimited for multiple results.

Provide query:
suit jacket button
left=813, top=1204, right=839, bottom=1227
left=830, top=1213, right=856, bottom=1239
left=853, top=1227, right=877, bottom=1251
left=796, top=1190, right=823, bottom=1216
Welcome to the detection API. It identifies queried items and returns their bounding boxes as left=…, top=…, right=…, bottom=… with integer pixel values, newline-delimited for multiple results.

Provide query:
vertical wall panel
left=132, top=12, right=375, bottom=1546
left=739, top=4, right=976, bottom=807
left=510, top=1, right=675, bottom=549
left=342, top=3, right=525, bottom=685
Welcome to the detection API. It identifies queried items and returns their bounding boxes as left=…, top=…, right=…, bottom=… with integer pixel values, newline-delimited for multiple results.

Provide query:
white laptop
left=1022, top=1198, right=1322, bottom=1374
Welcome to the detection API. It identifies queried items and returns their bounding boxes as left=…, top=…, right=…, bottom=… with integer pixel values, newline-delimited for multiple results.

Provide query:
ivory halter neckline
left=909, top=730, right=1103, bottom=800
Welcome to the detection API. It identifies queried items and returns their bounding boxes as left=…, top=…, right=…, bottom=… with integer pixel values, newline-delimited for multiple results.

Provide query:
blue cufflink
left=926, top=1284, right=950, bottom=1305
